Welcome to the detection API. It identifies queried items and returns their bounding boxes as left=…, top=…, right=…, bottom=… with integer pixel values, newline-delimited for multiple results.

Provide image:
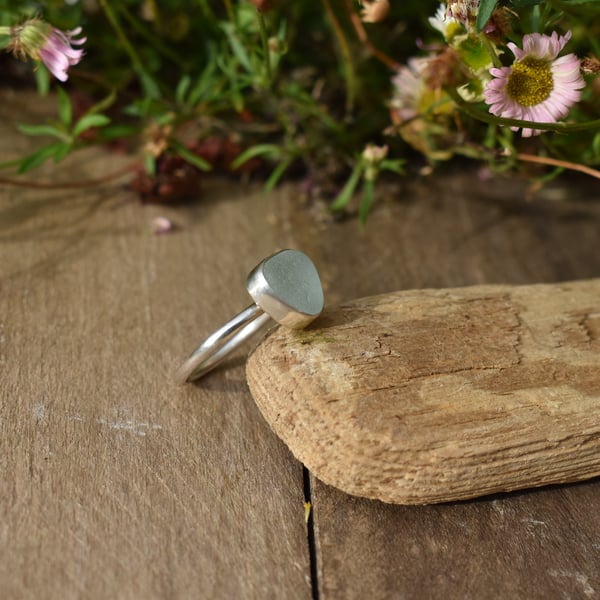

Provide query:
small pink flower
left=8, top=20, right=86, bottom=82
left=484, top=31, right=585, bottom=137
left=39, top=27, right=86, bottom=82
left=390, top=58, right=430, bottom=122
left=151, top=216, right=174, bottom=235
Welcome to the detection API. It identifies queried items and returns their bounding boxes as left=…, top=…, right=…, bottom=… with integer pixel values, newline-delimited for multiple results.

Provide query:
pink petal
left=152, top=216, right=174, bottom=235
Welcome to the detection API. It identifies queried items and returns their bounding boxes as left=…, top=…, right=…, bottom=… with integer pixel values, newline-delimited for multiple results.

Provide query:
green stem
left=99, top=0, right=158, bottom=96
left=0, top=26, right=11, bottom=36
left=224, top=0, right=235, bottom=24
left=322, top=0, right=356, bottom=115
left=115, top=3, right=184, bottom=66
left=256, top=9, right=272, bottom=85
left=447, top=87, right=600, bottom=134
left=480, top=34, right=502, bottom=69
left=195, top=0, right=219, bottom=28
left=359, top=178, right=375, bottom=225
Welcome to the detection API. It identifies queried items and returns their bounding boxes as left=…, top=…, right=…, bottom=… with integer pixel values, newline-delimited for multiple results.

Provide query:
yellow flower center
left=506, top=57, right=554, bottom=107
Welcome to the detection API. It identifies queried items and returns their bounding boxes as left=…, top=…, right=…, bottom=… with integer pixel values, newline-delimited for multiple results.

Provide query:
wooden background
left=2, top=91, right=600, bottom=599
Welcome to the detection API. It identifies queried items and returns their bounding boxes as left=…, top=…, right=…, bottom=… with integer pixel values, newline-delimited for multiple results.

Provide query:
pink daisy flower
left=8, top=19, right=85, bottom=82
left=390, top=58, right=429, bottom=122
left=483, top=31, right=585, bottom=137
left=38, top=27, right=86, bottom=82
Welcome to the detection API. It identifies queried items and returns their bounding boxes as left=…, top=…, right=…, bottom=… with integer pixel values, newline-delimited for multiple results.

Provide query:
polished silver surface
left=176, top=249, right=324, bottom=383
left=246, top=249, right=324, bottom=328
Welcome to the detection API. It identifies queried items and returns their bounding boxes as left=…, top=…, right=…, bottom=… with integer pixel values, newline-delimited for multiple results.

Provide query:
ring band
left=174, top=305, right=271, bottom=384
left=175, top=249, right=324, bottom=384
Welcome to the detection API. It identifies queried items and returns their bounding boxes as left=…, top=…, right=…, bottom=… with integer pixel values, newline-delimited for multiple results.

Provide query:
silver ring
left=175, top=249, right=324, bottom=384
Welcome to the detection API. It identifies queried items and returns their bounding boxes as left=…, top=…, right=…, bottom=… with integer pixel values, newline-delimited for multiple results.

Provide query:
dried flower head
left=486, top=6, right=513, bottom=43
left=447, top=0, right=480, bottom=27
left=581, top=56, right=600, bottom=74
left=360, top=0, right=390, bottom=24
left=143, top=122, right=174, bottom=158
left=424, top=47, right=460, bottom=89
left=445, top=0, right=497, bottom=34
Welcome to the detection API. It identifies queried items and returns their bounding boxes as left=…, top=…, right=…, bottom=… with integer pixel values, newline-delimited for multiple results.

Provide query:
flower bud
left=360, top=0, right=390, bottom=24
left=249, top=0, right=274, bottom=13
left=362, top=144, right=388, bottom=163
left=8, top=18, right=52, bottom=60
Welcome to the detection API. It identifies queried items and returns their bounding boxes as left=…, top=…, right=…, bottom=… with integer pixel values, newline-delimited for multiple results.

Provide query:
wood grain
left=247, top=279, right=600, bottom=504
left=0, top=91, right=311, bottom=599
left=312, top=480, right=600, bottom=600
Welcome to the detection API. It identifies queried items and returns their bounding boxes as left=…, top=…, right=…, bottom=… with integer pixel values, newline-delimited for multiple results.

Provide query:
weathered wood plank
left=0, top=95, right=312, bottom=598
left=312, top=481, right=600, bottom=600
left=248, top=279, right=600, bottom=504
left=278, top=174, right=600, bottom=598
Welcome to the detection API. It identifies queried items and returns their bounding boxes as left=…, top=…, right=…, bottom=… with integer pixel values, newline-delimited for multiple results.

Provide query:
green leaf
left=188, top=58, right=219, bottom=106
left=553, top=0, right=600, bottom=4
left=53, top=142, right=72, bottom=163
left=97, top=124, right=139, bottom=140
left=143, top=153, right=156, bottom=176
left=592, top=131, right=600, bottom=158
left=72, top=114, right=111, bottom=138
left=457, top=35, right=493, bottom=70
left=230, top=144, right=282, bottom=169
left=0, top=157, right=25, bottom=171
left=358, top=179, right=375, bottom=225
left=17, top=142, right=71, bottom=173
left=17, top=123, right=67, bottom=139
left=330, top=162, right=364, bottom=211
left=86, top=89, right=117, bottom=115
left=509, top=0, right=545, bottom=5
left=453, top=144, right=491, bottom=159
left=155, top=112, right=176, bottom=127
left=265, top=157, right=293, bottom=191
left=380, top=159, right=405, bottom=175
left=135, top=65, right=161, bottom=100
left=221, top=23, right=253, bottom=73
left=57, top=87, right=73, bottom=126
left=175, top=74, right=192, bottom=104
left=123, top=97, right=165, bottom=119
left=171, top=141, right=212, bottom=171
left=476, top=0, right=498, bottom=32
left=510, top=0, right=543, bottom=5
left=34, top=65, right=50, bottom=96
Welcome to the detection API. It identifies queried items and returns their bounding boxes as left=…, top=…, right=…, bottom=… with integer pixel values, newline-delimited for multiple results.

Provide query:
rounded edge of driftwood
left=247, top=282, right=600, bottom=504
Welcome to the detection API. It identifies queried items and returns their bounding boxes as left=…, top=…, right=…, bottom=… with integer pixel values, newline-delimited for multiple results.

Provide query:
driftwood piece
left=247, top=279, right=600, bottom=504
